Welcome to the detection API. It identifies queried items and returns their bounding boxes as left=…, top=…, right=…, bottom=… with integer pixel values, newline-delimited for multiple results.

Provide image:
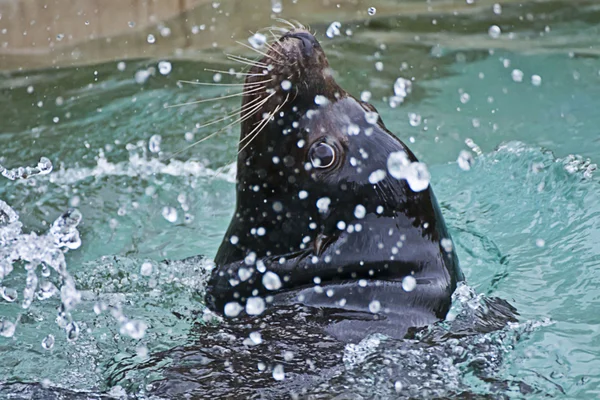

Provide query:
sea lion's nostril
left=283, top=31, right=320, bottom=57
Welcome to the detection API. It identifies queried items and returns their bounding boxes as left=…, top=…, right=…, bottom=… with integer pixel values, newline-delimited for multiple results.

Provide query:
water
left=1, top=1, right=600, bottom=398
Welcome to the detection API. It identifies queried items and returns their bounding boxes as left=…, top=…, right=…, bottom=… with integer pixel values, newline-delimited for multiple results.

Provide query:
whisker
left=238, top=93, right=289, bottom=154
left=289, top=19, right=306, bottom=30
left=227, top=54, right=268, bottom=67
left=165, top=85, right=265, bottom=108
left=204, top=68, right=265, bottom=77
left=235, top=41, right=282, bottom=64
left=178, top=78, right=271, bottom=87
left=274, top=18, right=297, bottom=30
left=194, top=94, right=266, bottom=129
left=167, top=92, right=276, bottom=159
left=227, top=56, right=269, bottom=69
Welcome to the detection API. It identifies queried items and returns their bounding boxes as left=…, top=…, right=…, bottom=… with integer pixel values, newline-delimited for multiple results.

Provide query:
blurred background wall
left=0, top=0, right=537, bottom=71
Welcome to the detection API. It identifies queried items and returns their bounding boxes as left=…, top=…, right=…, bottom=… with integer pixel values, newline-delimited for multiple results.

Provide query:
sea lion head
left=206, top=28, right=463, bottom=340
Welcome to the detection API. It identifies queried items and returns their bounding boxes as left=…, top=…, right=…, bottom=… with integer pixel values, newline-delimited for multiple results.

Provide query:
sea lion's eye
left=309, top=142, right=336, bottom=169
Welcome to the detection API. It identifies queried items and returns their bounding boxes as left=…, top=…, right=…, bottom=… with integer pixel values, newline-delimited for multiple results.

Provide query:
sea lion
left=206, top=28, right=464, bottom=342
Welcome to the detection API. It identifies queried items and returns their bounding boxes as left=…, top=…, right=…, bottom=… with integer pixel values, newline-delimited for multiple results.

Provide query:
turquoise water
left=1, top=1, right=600, bottom=398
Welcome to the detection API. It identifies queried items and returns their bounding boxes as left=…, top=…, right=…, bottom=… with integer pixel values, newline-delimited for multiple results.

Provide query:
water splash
left=1, top=158, right=83, bottom=340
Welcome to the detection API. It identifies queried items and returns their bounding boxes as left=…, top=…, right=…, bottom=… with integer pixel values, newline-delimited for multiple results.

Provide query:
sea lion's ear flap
left=358, top=100, right=387, bottom=129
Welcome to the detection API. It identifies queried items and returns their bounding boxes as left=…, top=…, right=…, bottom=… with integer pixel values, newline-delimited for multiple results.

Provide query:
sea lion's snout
left=281, top=31, right=320, bottom=57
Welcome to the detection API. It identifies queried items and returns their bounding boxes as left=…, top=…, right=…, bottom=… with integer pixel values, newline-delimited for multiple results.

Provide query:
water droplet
left=511, top=69, right=524, bottom=82
left=245, top=296, right=265, bottom=315
left=346, top=123, right=360, bottom=136
left=375, top=61, right=384, bottom=71
left=314, top=95, right=329, bottom=106
left=1, top=287, right=17, bottom=302
left=360, top=91, right=372, bottom=102
left=488, top=25, right=501, bottom=39
left=402, top=276, right=417, bottom=292
left=326, top=22, right=341, bottom=39
left=140, top=262, right=152, bottom=276
left=158, top=61, right=172, bottom=75
left=457, top=150, right=474, bottom=171
left=364, top=111, right=378, bottom=125
left=0, top=320, right=15, bottom=337
left=368, top=300, right=381, bottom=313
left=441, top=238, right=453, bottom=252
left=262, top=271, right=282, bottom=290
left=272, top=364, right=285, bottom=381
left=337, top=221, right=346, bottom=230
left=148, top=134, right=162, bottom=153
left=249, top=331, right=262, bottom=345
left=536, top=238, right=545, bottom=247
left=316, top=197, right=331, bottom=213
left=159, top=26, right=171, bottom=37
left=367, top=7, right=377, bottom=16
left=395, top=381, right=403, bottom=393
left=224, top=302, right=243, bottom=317
left=147, top=34, right=156, bottom=44
left=271, top=0, right=283, bottom=13
left=531, top=74, right=542, bottom=86
left=56, top=33, right=64, bottom=41
left=27, top=85, right=34, bottom=94
left=299, top=190, right=308, bottom=200
left=42, top=334, right=55, bottom=349
left=492, top=3, right=502, bottom=14
left=162, top=206, right=178, bottom=223
left=408, top=113, right=421, bottom=127
left=134, top=69, right=152, bottom=84
left=230, top=235, right=239, bottom=245
left=368, top=169, right=386, bottom=184
left=213, top=73, right=222, bottom=83
left=394, top=77, right=412, bottom=98
left=460, top=92, right=471, bottom=104
left=66, top=321, right=79, bottom=341
left=354, top=204, right=366, bottom=219
left=281, top=80, right=292, bottom=91
left=120, top=320, right=147, bottom=339
left=248, top=32, right=267, bottom=49
left=128, top=21, right=135, bottom=28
